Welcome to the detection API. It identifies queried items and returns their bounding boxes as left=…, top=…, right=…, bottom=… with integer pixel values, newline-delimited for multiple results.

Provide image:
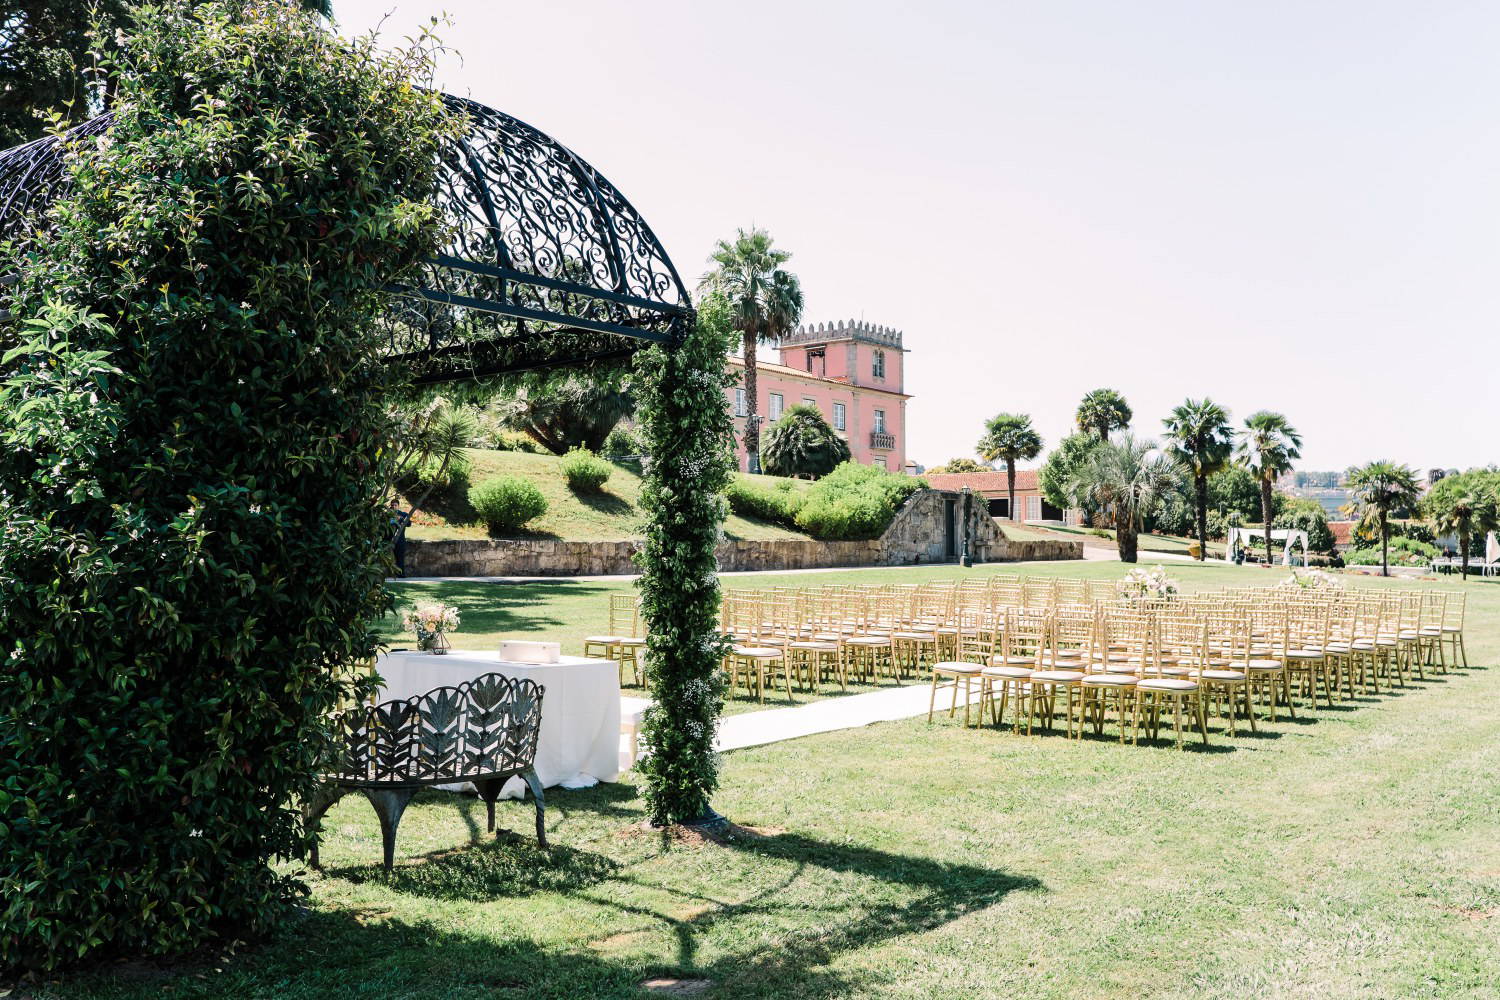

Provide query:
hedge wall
left=0, top=2, right=454, bottom=970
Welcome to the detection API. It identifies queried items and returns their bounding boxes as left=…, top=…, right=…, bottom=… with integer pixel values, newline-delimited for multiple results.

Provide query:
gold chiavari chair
left=1418, top=592, right=1447, bottom=671
left=1080, top=611, right=1142, bottom=742
left=786, top=592, right=844, bottom=693
left=1134, top=616, right=1208, bottom=748
left=1027, top=606, right=1091, bottom=737
left=1440, top=591, right=1469, bottom=667
left=927, top=606, right=992, bottom=726
left=585, top=593, right=648, bottom=688
left=1195, top=610, right=1257, bottom=735
left=1244, top=606, right=1296, bottom=721
left=1284, top=603, right=1336, bottom=709
left=844, top=593, right=897, bottom=685
left=722, top=596, right=792, bottom=703
left=981, top=607, right=1046, bottom=734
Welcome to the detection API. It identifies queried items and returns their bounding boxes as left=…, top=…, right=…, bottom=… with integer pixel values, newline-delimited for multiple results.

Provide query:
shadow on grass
left=384, top=579, right=615, bottom=637
left=329, top=836, right=621, bottom=902
left=575, top=488, right=635, bottom=518
left=70, top=824, right=1043, bottom=1000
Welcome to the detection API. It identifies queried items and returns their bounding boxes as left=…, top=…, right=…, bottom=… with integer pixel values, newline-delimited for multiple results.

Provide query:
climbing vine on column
left=634, top=294, right=736, bottom=825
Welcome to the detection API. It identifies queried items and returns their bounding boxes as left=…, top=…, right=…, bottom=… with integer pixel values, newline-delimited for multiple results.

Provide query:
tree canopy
left=1075, top=388, right=1132, bottom=441
left=1346, top=460, right=1422, bottom=577
left=761, top=403, right=851, bottom=479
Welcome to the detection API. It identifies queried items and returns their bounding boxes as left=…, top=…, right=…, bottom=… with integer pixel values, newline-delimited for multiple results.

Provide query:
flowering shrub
left=1279, top=568, right=1345, bottom=591
left=1116, top=565, right=1180, bottom=600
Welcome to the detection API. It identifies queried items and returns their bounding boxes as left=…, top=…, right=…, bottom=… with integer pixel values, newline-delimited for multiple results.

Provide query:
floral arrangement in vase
left=1115, top=564, right=1180, bottom=601
left=402, top=601, right=461, bottom=654
left=1278, top=568, right=1344, bottom=591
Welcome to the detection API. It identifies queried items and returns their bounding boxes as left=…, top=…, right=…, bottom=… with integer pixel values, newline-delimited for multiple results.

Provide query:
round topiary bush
left=470, top=476, right=549, bottom=533
left=561, top=447, right=613, bottom=493
left=0, top=1, right=456, bottom=972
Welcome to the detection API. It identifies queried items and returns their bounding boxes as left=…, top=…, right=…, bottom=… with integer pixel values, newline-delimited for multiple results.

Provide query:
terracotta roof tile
left=922, top=470, right=1039, bottom=493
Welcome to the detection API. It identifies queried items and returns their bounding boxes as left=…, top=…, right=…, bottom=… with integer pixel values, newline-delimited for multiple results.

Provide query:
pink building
left=726, top=320, right=910, bottom=473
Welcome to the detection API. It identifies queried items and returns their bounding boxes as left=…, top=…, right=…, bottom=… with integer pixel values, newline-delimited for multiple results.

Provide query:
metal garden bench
left=308, top=672, right=547, bottom=870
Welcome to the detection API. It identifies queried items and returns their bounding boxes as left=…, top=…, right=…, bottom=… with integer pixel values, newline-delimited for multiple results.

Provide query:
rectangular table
left=375, top=650, right=621, bottom=798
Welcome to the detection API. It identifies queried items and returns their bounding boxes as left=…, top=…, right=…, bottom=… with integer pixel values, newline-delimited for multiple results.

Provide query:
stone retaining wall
left=405, top=489, right=1082, bottom=577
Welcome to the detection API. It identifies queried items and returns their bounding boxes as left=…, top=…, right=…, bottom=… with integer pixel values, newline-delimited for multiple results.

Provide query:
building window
left=872, top=349, right=885, bottom=380
left=734, top=389, right=746, bottom=417
left=873, top=408, right=886, bottom=433
left=833, top=402, right=846, bottom=430
left=873, top=456, right=887, bottom=470
left=1026, top=496, right=1041, bottom=522
left=803, top=396, right=817, bottom=409
left=768, top=393, right=783, bottom=421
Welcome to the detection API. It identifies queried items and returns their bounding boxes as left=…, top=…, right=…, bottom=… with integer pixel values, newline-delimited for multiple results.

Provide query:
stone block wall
left=405, top=489, right=1082, bottom=577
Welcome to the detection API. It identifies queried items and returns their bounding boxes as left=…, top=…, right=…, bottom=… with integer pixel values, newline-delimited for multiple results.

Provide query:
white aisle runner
left=713, top=682, right=985, bottom=753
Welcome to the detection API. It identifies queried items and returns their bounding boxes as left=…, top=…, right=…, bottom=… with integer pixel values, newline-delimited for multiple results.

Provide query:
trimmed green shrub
left=560, top=448, right=613, bottom=493
left=601, top=424, right=644, bottom=459
left=793, top=462, right=927, bottom=541
left=0, top=2, right=454, bottom=972
left=469, top=476, right=548, bottom=533
left=1347, top=536, right=1438, bottom=567
left=727, top=476, right=805, bottom=529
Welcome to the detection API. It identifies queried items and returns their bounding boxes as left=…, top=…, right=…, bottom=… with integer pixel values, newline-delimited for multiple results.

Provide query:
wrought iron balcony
left=870, top=431, right=896, bottom=450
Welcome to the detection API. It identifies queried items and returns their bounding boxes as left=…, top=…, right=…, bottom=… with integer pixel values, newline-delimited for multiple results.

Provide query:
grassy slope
left=404, top=449, right=807, bottom=543
left=50, top=565, right=1500, bottom=999
left=1008, top=520, right=1229, bottom=558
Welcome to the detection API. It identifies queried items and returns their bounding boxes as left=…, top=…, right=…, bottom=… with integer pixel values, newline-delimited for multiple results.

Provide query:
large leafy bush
left=0, top=2, right=454, bottom=971
left=469, top=475, right=549, bottom=533
left=726, top=476, right=805, bottom=528
left=794, top=462, right=927, bottom=540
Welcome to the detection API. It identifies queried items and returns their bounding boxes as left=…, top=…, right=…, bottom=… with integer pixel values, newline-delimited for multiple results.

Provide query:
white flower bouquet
left=1278, top=568, right=1344, bottom=591
left=1116, top=564, right=1180, bottom=601
left=402, top=600, right=461, bottom=653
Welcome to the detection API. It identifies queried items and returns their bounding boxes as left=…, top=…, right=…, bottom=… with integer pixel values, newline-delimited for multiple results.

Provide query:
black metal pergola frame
left=0, top=93, right=695, bottom=383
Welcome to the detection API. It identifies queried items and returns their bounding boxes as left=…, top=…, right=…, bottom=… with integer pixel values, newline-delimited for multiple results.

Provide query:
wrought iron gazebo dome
left=0, top=93, right=693, bottom=385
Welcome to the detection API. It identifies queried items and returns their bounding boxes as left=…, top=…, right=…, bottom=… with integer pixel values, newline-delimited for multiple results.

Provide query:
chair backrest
left=333, top=672, right=545, bottom=787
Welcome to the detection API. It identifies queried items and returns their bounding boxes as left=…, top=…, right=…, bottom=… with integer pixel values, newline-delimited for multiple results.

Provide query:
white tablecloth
left=374, top=650, right=621, bottom=799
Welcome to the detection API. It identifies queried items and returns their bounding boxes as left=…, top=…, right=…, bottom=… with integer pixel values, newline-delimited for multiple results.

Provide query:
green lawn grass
left=44, top=564, right=1500, bottom=999
left=405, top=449, right=806, bottom=543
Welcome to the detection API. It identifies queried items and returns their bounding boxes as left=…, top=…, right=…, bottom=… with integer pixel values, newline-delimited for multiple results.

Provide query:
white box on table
left=499, top=640, right=560, bottom=664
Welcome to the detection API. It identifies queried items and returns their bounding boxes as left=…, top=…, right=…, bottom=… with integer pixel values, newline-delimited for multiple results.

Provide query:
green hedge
left=728, top=465, right=925, bottom=540
left=469, top=476, right=549, bottom=533
left=726, top=477, right=805, bottom=529
left=0, top=2, right=454, bottom=972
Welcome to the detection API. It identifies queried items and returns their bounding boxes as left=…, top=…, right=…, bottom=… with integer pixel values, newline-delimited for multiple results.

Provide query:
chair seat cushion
left=892, top=631, right=936, bottom=640
left=788, top=641, right=838, bottom=651
left=845, top=636, right=892, bottom=647
left=982, top=664, right=1034, bottom=679
left=733, top=646, right=782, bottom=658
left=1138, top=678, right=1198, bottom=692
left=1199, top=669, right=1248, bottom=682
left=1031, top=669, right=1085, bottom=683
left=932, top=661, right=983, bottom=676
left=1285, top=649, right=1325, bottom=659
left=1246, top=659, right=1284, bottom=670
left=1081, top=675, right=1137, bottom=687
left=586, top=635, right=625, bottom=644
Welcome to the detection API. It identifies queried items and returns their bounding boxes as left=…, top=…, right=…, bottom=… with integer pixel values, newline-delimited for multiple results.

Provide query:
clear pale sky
left=336, top=0, right=1499, bottom=473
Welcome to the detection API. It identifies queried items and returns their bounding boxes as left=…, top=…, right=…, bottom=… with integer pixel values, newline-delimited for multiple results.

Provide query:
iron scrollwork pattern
left=0, top=94, right=693, bottom=384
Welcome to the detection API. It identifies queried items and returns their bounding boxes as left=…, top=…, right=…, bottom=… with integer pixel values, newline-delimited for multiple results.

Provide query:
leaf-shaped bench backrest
left=333, top=672, right=545, bottom=784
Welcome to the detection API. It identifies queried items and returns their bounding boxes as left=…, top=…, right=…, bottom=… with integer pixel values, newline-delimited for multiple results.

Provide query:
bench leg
left=477, top=777, right=506, bottom=834
left=363, top=787, right=418, bottom=871
left=521, top=767, right=548, bottom=849
left=304, top=784, right=347, bottom=870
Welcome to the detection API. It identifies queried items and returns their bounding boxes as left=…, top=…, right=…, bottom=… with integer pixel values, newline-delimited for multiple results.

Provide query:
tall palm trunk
left=1006, top=460, right=1017, bottom=523
left=1195, top=472, right=1208, bottom=561
left=1460, top=524, right=1471, bottom=580
left=1261, top=479, right=1274, bottom=565
left=741, top=330, right=759, bottom=473
left=1116, top=504, right=1137, bottom=563
left=1380, top=511, right=1390, bottom=577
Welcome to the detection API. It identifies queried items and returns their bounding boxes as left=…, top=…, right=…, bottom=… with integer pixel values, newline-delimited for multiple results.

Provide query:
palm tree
left=1237, top=411, right=1302, bottom=566
left=1423, top=470, right=1499, bottom=580
left=761, top=404, right=851, bottom=479
left=1162, top=398, right=1234, bottom=561
left=699, top=229, right=803, bottom=474
left=1075, top=388, right=1133, bottom=441
left=1346, top=460, right=1421, bottom=577
left=976, top=413, right=1043, bottom=524
left=1067, top=435, right=1180, bottom=563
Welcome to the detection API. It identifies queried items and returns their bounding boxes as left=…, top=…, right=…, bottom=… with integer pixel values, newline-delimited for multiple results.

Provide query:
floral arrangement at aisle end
left=1278, top=568, right=1345, bottom=591
left=403, top=600, right=461, bottom=654
left=1116, top=564, right=1180, bottom=601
